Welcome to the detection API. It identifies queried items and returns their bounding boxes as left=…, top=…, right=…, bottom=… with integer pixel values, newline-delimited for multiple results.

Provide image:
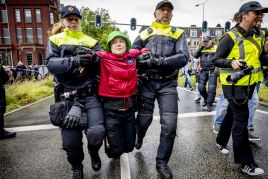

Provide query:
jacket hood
left=105, top=31, right=131, bottom=52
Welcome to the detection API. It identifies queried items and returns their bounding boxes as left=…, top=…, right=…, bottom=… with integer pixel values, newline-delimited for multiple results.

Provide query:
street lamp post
left=195, top=0, right=208, bottom=40
left=195, top=0, right=208, bottom=23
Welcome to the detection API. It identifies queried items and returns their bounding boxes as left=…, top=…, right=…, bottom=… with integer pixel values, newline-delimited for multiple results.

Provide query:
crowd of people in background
left=3, top=61, right=49, bottom=84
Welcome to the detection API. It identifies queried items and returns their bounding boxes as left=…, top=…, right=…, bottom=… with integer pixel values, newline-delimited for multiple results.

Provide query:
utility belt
left=139, top=70, right=178, bottom=81
left=102, top=96, right=134, bottom=111
left=61, top=84, right=97, bottom=100
left=200, top=68, right=215, bottom=72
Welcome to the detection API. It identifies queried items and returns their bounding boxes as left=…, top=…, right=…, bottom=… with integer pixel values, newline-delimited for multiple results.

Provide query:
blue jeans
left=214, top=94, right=228, bottom=126
left=183, top=66, right=192, bottom=89
left=184, top=73, right=192, bottom=89
left=194, top=83, right=201, bottom=100
left=214, top=85, right=259, bottom=128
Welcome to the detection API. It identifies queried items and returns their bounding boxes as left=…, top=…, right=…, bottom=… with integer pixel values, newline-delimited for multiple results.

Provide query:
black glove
left=74, top=47, right=93, bottom=55
left=137, top=54, right=164, bottom=67
left=137, top=52, right=152, bottom=62
left=62, top=103, right=81, bottom=128
left=137, top=52, right=155, bottom=67
left=73, top=54, right=93, bottom=67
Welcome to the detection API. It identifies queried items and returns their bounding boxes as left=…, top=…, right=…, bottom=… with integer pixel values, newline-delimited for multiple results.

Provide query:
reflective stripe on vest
left=219, top=30, right=263, bottom=86
left=200, top=45, right=217, bottom=53
left=49, top=29, right=98, bottom=48
left=140, top=26, right=184, bottom=42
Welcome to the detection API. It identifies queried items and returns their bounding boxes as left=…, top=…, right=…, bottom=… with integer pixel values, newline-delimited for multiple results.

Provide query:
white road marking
left=177, top=87, right=268, bottom=115
left=153, top=111, right=216, bottom=120
left=120, top=153, right=131, bottom=179
left=6, top=124, right=58, bottom=132
left=256, top=109, right=268, bottom=115
left=6, top=110, right=268, bottom=132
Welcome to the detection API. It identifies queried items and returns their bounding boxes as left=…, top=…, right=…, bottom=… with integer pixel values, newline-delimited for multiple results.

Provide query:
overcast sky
left=60, top=0, right=268, bottom=42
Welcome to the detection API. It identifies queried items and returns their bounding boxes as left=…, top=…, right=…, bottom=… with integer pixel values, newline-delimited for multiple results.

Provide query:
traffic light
left=224, top=21, right=231, bottom=32
left=130, top=18, right=136, bottom=31
left=95, top=14, right=102, bottom=29
left=202, top=21, right=207, bottom=33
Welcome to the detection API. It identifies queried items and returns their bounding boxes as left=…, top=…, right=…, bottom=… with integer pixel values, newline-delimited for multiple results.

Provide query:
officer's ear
left=154, top=12, right=156, bottom=19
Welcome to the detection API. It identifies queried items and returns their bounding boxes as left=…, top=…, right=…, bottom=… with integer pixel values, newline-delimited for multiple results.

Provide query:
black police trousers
left=0, top=86, right=6, bottom=130
left=198, top=69, right=217, bottom=105
left=216, top=99, right=255, bottom=165
left=61, top=94, right=105, bottom=168
left=136, top=79, right=178, bottom=165
left=103, top=97, right=136, bottom=158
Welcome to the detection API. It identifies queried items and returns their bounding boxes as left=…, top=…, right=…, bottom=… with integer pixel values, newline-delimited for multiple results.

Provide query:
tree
left=80, top=7, right=129, bottom=49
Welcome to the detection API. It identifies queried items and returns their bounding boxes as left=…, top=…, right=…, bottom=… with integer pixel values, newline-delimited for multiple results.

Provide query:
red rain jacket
left=96, top=48, right=148, bottom=98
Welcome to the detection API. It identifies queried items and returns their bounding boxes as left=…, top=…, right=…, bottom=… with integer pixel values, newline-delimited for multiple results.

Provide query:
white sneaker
left=241, top=163, right=264, bottom=176
left=248, top=132, right=260, bottom=141
left=213, top=124, right=220, bottom=134
left=216, top=143, right=229, bottom=154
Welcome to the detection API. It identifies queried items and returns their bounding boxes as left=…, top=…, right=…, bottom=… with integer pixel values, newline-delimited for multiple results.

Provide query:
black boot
left=90, top=152, right=101, bottom=171
left=135, top=136, right=143, bottom=150
left=207, top=105, right=212, bottom=112
left=156, top=163, right=173, bottom=179
left=0, top=129, right=16, bottom=140
left=72, top=165, right=83, bottom=179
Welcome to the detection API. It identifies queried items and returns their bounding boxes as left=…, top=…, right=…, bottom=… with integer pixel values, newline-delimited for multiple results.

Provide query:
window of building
left=50, top=12, right=54, bottom=24
left=1, top=10, right=7, bottom=23
left=190, top=29, right=197, bottom=37
left=3, top=28, right=10, bottom=44
left=191, top=39, right=199, bottom=47
left=24, top=9, right=32, bottom=23
left=26, top=28, right=33, bottom=44
left=204, top=29, right=211, bottom=37
left=37, top=28, right=43, bottom=44
left=16, top=28, right=23, bottom=44
left=26, top=53, right=33, bottom=65
left=35, top=9, right=41, bottom=23
left=186, top=38, right=191, bottom=47
left=15, top=9, right=21, bottom=22
left=215, top=29, right=223, bottom=38
left=38, top=53, right=43, bottom=64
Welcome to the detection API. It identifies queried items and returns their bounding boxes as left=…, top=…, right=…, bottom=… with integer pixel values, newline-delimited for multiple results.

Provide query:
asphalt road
left=1, top=88, right=268, bottom=179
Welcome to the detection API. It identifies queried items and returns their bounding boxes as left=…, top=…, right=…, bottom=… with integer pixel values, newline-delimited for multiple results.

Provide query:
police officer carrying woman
left=213, top=1, right=268, bottom=176
left=132, top=1, right=189, bottom=178
left=46, top=6, right=105, bottom=179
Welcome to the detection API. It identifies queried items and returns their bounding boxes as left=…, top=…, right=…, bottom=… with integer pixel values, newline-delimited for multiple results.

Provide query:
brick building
left=0, top=0, right=60, bottom=66
left=181, top=24, right=225, bottom=55
left=139, top=24, right=225, bottom=57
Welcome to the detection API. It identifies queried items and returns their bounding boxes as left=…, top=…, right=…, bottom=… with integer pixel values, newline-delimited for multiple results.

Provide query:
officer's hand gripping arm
left=73, top=53, right=94, bottom=68
left=74, top=46, right=93, bottom=55
left=137, top=51, right=156, bottom=67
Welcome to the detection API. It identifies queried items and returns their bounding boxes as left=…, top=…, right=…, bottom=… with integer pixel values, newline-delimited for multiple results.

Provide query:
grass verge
left=5, top=77, right=54, bottom=112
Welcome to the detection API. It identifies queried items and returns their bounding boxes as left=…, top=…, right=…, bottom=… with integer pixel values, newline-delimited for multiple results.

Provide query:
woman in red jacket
left=96, top=31, right=148, bottom=158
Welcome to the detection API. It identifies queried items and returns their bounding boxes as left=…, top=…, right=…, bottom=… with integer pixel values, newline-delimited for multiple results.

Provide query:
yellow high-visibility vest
left=49, top=29, right=97, bottom=48
left=219, top=29, right=264, bottom=86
